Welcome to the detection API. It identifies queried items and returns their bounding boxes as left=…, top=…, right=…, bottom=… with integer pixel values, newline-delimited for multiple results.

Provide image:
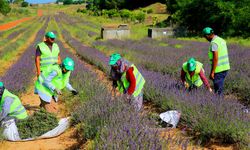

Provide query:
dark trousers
left=214, top=70, right=228, bottom=95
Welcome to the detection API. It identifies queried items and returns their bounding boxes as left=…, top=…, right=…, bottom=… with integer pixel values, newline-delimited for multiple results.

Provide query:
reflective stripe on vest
left=35, top=65, right=70, bottom=99
left=182, top=61, right=203, bottom=87
left=208, top=36, right=230, bottom=73
left=117, top=64, right=145, bottom=97
left=37, top=42, right=59, bottom=71
left=0, top=90, right=28, bottom=120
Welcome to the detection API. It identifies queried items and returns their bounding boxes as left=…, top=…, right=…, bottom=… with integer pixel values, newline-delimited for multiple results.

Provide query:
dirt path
left=0, top=17, right=33, bottom=31
left=0, top=10, right=42, bottom=31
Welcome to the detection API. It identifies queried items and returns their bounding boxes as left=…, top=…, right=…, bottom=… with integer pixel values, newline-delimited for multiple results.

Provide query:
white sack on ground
left=1, top=117, right=70, bottom=141
left=159, top=110, right=181, bottom=128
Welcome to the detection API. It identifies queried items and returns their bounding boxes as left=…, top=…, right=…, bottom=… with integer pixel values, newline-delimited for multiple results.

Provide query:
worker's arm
left=43, top=71, right=58, bottom=92
left=199, top=69, right=211, bottom=89
left=66, top=83, right=78, bottom=95
left=35, top=46, right=41, bottom=77
left=181, top=69, right=186, bottom=83
left=58, top=55, right=61, bottom=64
left=0, top=97, right=14, bottom=122
left=126, top=67, right=136, bottom=95
left=210, top=43, right=219, bottom=80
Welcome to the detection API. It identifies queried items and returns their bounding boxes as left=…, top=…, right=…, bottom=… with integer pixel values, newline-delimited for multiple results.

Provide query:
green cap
left=202, top=27, right=214, bottom=35
left=45, top=31, right=56, bottom=39
left=0, top=82, right=3, bottom=87
left=187, top=58, right=196, bottom=71
left=62, top=57, right=75, bottom=71
left=109, top=53, right=121, bottom=65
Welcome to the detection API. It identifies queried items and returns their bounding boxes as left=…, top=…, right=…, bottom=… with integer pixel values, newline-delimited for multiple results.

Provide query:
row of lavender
left=56, top=14, right=249, bottom=146
left=51, top=29, right=188, bottom=148
left=0, top=17, right=49, bottom=93
left=0, top=17, right=44, bottom=47
left=93, top=38, right=250, bottom=105
left=0, top=17, right=44, bottom=59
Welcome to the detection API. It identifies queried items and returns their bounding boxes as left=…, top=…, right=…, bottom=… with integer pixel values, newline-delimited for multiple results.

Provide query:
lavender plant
left=55, top=14, right=249, bottom=146
left=0, top=17, right=49, bottom=93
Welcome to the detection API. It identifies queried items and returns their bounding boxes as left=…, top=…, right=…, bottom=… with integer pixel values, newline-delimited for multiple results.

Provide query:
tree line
left=166, top=0, right=250, bottom=37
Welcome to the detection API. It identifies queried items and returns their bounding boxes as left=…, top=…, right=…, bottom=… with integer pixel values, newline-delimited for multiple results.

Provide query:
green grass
left=0, top=18, right=44, bottom=61
left=178, top=37, right=250, bottom=47
left=0, top=6, right=38, bottom=24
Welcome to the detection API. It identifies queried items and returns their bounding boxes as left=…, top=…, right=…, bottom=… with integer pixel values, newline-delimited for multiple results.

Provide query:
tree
left=166, top=0, right=250, bottom=37
left=14, top=0, right=24, bottom=4
left=21, top=1, right=29, bottom=7
left=64, top=0, right=73, bottom=5
left=0, top=0, right=11, bottom=16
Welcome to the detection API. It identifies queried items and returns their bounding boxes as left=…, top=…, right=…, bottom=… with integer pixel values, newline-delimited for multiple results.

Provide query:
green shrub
left=147, top=9, right=153, bottom=14
left=0, top=0, right=11, bottom=15
left=106, top=9, right=120, bottom=18
left=21, top=2, right=29, bottom=7
left=16, top=109, right=58, bottom=139
left=120, top=9, right=131, bottom=21
left=135, top=11, right=146, bottom=23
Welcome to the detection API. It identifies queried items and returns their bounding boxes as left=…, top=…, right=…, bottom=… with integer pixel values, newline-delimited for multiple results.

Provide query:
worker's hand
left=184, top=82, right=189, bottom=88
left=71, top=89, right=78, bottom=95
left=55, top=89, right=62, bottom=95
left=209, top=88, right=213, bottom=93
left=124, top=94, right=132, bottom=103
left=54, top=95, right=59, bottom=103
left=123, top=89, right=128, bottom=94
left=126, top=94, right=132, bottom=100
left=209, top=72, right=215, bottom=80
left=36, top=72, right=40, bottom=77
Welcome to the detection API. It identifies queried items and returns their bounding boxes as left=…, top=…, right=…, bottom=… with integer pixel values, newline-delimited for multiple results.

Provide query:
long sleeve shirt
left=0, top=97, right=14, bottom=121
left=126, top=67, right=136, bottom=95
left=43, top=71, right=75, bottom=92
left=181, top=69, right=210, bottom=88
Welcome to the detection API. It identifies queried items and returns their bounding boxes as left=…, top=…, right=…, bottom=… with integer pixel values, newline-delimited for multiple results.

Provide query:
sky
left=25, top=0, right=57, bottom=4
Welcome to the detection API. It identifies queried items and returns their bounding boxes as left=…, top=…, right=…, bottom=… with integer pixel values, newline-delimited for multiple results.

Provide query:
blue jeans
left=213, top=71, right=228, bottom=95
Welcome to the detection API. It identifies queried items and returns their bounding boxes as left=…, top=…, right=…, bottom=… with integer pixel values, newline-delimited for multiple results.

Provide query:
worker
left=0, top=82, right=28, bottom=122
left=35, top=31, right=61, bottom=77
left=203, top=27, right=230, bottom=95
left=109, top=53, right=145, bottom=111
left=181, top=58, right=212, bottom=92
left=34, top=57, right=78, bottom=113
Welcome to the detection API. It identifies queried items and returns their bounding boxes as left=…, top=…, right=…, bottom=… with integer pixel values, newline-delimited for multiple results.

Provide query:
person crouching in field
left=0, top=82, right=28, bottom=122
left=109, top=53, right=145, bottom=111
left=181, top=58, right=212, bottom=92
left=35, top=57, right=78, bottom=114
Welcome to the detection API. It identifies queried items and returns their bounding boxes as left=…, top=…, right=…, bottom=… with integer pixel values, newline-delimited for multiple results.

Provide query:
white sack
left=159, top=110, right=181, bottom=128
left=1, top=117, right=70, bottom=141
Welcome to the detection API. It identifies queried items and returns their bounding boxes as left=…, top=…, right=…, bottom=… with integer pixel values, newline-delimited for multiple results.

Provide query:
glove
left=184, top=82, right=189, bottom=88
left=71, top=89, right=78, bottom=95
left=55, top=88, right=62, bottom=95
left=53, top=95, right=59, bottom=103
left=209, top=88, right=213, bottom=93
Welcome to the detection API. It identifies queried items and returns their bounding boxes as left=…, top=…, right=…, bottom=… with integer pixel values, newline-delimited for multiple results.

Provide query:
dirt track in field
left=0, top=9, right=42, bottom=31
left=0, top=17, right=33, bottom=31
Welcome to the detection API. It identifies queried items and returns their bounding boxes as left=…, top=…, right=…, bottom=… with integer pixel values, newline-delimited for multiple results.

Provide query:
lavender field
left=53, top=13, right=250, bottom=148
left=0, top=5, right=249, bottom=149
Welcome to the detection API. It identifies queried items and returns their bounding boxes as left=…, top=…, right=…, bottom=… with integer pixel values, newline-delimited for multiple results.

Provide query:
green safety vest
left=208, top=36, right=230, bottom=73
left=117, top=64, right=145, bottom=97
left=37, top=42, right=60, bottom=71
left=182, top=61, right=203, bottom=87
left=0, top=89, right=28, bottom=120
left=35, top=65, right=70, bottom=97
